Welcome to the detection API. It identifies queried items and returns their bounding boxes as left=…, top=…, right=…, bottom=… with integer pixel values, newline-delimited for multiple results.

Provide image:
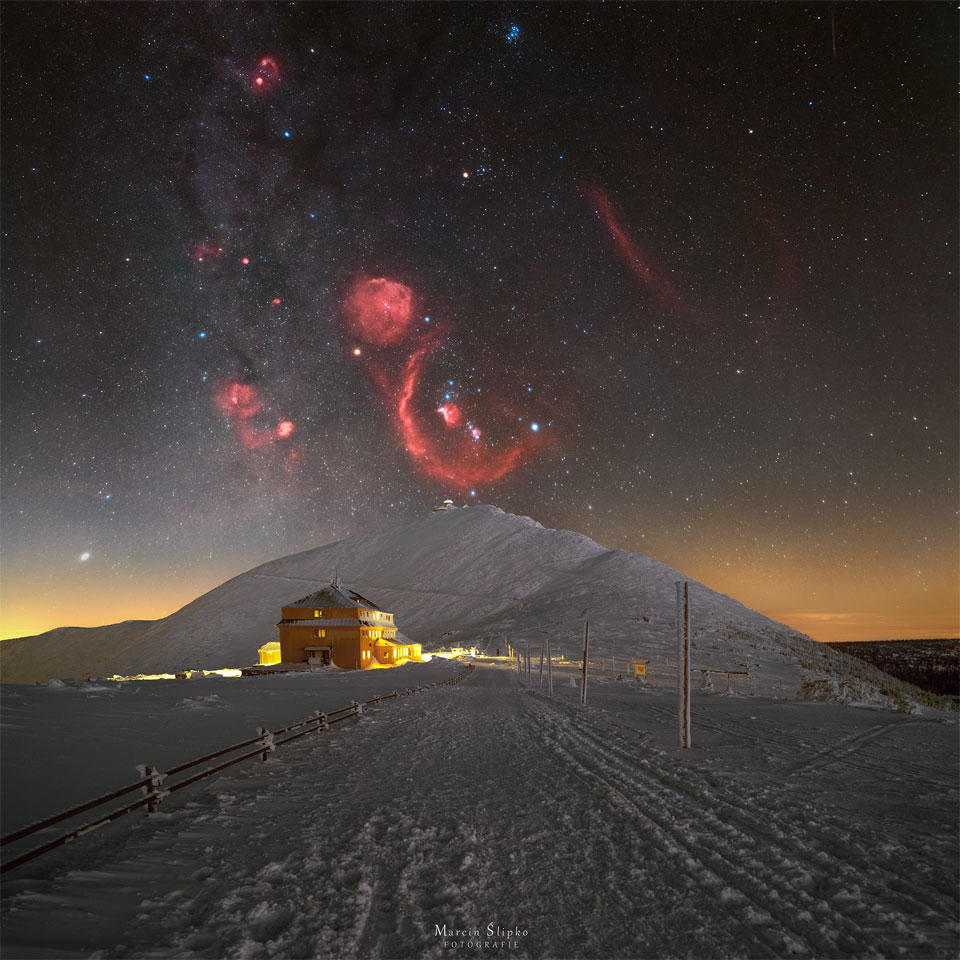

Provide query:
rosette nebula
left=215, top=381, right=262, bottom=420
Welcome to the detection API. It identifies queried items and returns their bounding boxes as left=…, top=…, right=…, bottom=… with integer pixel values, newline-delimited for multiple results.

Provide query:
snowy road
left=2, top=665, right=958, bottom=959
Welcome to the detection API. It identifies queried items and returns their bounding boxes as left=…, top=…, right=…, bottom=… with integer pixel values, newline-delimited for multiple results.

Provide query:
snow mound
left=797, top=678, right=919, bottom=714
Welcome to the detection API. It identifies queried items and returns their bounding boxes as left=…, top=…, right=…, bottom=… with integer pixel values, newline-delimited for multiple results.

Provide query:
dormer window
left=314, top=610, right=320, bottom=618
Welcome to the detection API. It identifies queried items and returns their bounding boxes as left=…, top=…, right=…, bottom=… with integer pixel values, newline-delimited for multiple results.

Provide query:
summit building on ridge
left=258, top=581, right=421, bottom=670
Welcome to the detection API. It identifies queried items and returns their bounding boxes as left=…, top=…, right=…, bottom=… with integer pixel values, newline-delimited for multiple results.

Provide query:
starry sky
left=2, top=3, right=957, bottom=644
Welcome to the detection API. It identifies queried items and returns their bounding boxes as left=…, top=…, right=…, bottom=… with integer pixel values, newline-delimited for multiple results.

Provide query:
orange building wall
left=277, top=611, right=399, bottom=669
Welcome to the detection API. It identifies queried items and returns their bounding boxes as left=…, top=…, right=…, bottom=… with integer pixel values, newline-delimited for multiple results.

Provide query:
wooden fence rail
left=1, top=664, right=474, bottom=874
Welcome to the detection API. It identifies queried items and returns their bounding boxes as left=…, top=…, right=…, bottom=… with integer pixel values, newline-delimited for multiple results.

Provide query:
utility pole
left=538, top=643, right=544, bottom=688
left=677, top=581, right=690, bottom=748
left=581, top=621, right=590, bottom=705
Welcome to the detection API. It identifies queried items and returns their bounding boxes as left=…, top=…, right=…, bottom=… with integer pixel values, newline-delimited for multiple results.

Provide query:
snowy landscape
left=1, top=505, right=950, bottom=703
left=2, top=506, right=958, bottom=958
left=4, top=0, right=957, bottom=954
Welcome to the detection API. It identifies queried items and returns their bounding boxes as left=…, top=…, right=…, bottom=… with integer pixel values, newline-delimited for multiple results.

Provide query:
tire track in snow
left=635, top=697, right=955, bottom=789
left=786, top=718, right=929, bottom=776
left=571, top=696, right=959, bottom=935
left=524, top=698, right=859, bottom=958
left=523, top=691, right=953, bottom=958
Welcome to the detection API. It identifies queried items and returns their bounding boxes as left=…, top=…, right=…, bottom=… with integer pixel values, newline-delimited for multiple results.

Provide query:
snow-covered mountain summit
left=3, top=504, right=815, bottom=685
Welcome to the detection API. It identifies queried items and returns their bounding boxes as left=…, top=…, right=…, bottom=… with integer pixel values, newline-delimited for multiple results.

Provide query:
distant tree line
left=826, top=640, right=959, bottom=697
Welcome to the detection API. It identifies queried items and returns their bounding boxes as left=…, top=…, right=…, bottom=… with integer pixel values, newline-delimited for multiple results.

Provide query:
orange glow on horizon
left=676, top=549, right=959, bottom=644
left=2, top=528, right=956, bottom=646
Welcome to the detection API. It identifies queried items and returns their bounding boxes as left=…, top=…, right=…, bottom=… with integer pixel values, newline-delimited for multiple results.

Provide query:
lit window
left=314, top=610, right=319, bottom=618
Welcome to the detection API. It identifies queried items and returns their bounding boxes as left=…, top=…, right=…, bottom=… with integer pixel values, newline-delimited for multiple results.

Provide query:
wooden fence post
left=258, top=727, right=275, bottom=762
left=547, top=635, right=553, bottom=698
left=677, top=581, right=690, bottom=748
left=137, top=764, right=163, bottom=813
left=581, top=621, right=590, bottom=705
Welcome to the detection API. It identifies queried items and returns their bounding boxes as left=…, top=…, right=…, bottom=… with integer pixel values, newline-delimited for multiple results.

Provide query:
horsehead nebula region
left=342, top=274, right=549, bottom=490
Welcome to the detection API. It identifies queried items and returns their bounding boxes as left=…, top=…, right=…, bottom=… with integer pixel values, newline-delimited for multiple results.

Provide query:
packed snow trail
left=2, top=666, right=957, bottom=959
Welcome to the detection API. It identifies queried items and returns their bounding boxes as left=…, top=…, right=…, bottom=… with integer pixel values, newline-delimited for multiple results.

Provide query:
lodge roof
left=277, top=618, right=395, bottom=627
left=286, top=582, right=386, bottom=612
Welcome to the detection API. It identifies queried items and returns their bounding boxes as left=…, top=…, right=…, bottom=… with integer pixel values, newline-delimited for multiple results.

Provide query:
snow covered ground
left=2, top=660, right=958, bottom=959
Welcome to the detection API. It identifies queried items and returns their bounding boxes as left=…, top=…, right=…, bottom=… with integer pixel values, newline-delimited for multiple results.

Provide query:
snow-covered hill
left=0, top=506, right=903, bottom=697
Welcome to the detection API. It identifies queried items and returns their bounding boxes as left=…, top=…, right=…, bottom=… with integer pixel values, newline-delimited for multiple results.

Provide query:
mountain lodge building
left=259, top=581, right=421, bottom=670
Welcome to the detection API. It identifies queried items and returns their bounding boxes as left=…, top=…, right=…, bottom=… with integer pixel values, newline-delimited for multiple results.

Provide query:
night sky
left=2, top=3, right=956, bottom=644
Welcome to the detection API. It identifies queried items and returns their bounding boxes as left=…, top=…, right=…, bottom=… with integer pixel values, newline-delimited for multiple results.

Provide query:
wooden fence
left=1, top=665, right=474, bottom=874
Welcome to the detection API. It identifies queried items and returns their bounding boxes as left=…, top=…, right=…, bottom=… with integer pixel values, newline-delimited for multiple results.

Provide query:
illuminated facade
left=263, top=581, right=421, bottom=670
left=258, top=641, right=282, bottom=665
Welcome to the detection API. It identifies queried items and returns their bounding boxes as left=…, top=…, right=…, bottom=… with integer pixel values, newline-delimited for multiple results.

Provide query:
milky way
left=1, top=3, right=956, bottom=643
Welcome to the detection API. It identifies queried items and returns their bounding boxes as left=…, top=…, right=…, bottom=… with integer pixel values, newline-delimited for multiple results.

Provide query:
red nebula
left=437, top=404, right=461, bottom=427
left=271, top=298, right=282, bottom=305
left=252, top=56, right=280, bottom=93
left=584, top=184, right=694, bottom=317
left=343, top=276, right=415, bottom=346
left=237, top=423, right=274, bottom=449
left=276, top=420, right=295, bottom=438
left=215, top=381, right=262, bottom=420
left=391, top=341, right=541, bottom=490
left=341, top=273, right=549, bottom=488
left=191, top=241, right=224, bottom=262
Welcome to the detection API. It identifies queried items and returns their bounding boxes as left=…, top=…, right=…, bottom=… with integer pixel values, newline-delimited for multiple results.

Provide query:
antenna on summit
left=333, top=567, right=341, bottom=589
